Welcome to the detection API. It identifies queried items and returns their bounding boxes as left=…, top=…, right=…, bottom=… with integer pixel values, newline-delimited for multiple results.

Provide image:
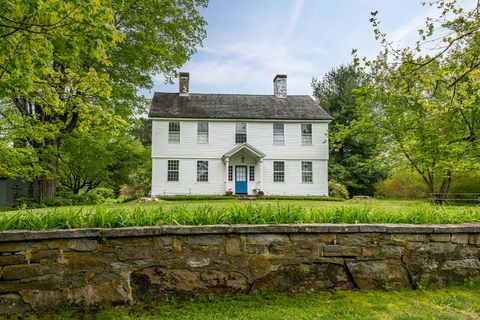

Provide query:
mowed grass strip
left=0, top=200, right=479, bottom=230
left=6, top=284, right=480, bottom=320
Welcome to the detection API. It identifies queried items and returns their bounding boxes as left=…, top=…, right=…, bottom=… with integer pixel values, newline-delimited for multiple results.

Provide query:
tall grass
left=0, top=202, right=479, bottom=231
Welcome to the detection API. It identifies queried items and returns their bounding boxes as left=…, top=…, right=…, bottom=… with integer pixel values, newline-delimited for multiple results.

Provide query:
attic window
left=169, top=121, right=180, bottom=143
left=235, top=122, right=247, bottom=143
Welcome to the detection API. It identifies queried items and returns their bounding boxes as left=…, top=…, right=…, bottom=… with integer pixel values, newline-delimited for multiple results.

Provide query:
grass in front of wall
left=0, top=199, right=479, bottom=230
left=6, top=283, right=480, bottom=320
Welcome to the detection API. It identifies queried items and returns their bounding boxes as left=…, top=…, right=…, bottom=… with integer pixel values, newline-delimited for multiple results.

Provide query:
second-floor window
left=197, top=122, right=209, bottom=144
left=168, top=121, right=180, bottom=143
left=273, top=161, right=285, bottom=182
left=301, top=123, right=312, bottom=145
left=197, top=160, right=209, bottom=182
left=236, top=122, right=247, bottom=143
left=273, top=123, right=284, bottom=145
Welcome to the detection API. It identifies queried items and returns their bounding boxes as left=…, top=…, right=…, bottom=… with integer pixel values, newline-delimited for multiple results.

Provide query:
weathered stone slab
left=0, top=293, right=31, bottom=315
left=131, top=267, right=248, bottom=299
left=252, top=263, right=354, bottom=292
left=346, top=259, right=411, bottom=290
left=323, top=245, right=362, bottom=257
left=429, top=234, right=450, bottom=242
left=2, top=264, right=60, bottom=281
left=384, top=224, right=434, bottom=234
left=451, top=234, right=469, bottom=244
left=0, top=253, right=25, bottom=266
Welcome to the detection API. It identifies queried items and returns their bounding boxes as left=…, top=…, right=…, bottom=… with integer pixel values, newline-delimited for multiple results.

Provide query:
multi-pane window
left=273, top=123, right=285, bottom=145
left=167, top=160, right=179, bottom=182
left=273, top=161, right=285, bottom=182
left=301, top=123, right=312, bottom=145
left=235, top=122, right=247, bottom=143
left=249, top=166, right=255, bottom=181
left=197, top=122, right=209, bottom=144
left=168, top=121, right=180, bottom=143
left=228, top=165, right=233, bottom=181
left=197, top=160, right=208, bottom=182
left=301, top=161, right=313, bottom=183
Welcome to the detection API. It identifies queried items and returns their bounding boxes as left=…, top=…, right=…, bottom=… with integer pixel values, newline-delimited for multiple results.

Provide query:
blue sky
left=149, top=0, right=439, bottom=97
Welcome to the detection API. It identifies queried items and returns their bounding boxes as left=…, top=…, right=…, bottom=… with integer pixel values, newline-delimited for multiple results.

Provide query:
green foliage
left=312, top=64, right=386, bottom=196
left=375, top=169, right=429, bottom=199
left=377, top=169, right=480, bottom=199
left=328, top=180, right=350, bottom=200
left=120, top=146, right=152, bottom=198
left=156, top=195, right=237, bottom=201
left=0, top=0, right=208, bottom=201
left=356, top=1, right=480, bottom=194
left=257, top=195, right=343, bottom=201
left=1, top=201, right=479, bottom=231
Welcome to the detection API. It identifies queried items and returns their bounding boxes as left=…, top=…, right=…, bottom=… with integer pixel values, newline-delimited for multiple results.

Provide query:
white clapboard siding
left=151, top=120, right=329, bottom=196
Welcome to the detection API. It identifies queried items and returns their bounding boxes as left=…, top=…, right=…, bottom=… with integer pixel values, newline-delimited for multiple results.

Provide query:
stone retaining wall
left=1, top=224, right=480, bottom=314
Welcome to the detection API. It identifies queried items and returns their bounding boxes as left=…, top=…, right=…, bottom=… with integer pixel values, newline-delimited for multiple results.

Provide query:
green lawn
left=1, top=199, right=479, bottom=230
left=7, top=284, right=480, bottom=320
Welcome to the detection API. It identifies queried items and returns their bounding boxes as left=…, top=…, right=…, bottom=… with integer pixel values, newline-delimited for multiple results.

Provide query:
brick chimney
left=179, top=72, right=189, bottom=96
left=273, top=74, right=287, bottom=98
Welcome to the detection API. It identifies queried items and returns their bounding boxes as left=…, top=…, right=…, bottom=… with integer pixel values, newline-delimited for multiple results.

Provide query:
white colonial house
left=149, top=73, right=332, bottom=196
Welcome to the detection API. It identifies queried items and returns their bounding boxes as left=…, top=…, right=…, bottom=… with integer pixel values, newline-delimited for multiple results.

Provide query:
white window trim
left=273, top=123, right=285, bottom=145
left=168, top=121, right=180, bottom=144
left=197, top=122, right=209, bottom=144
left=301, top=123, right=312, bottom=146
left=273, top=161, right=285, bottom=182
left=301, top=161, right=313, bottom=183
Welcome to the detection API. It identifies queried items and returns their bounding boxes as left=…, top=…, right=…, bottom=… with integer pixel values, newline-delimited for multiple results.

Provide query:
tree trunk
left=39, top=178, right=57, bottom=203
left=439, top=170, right=452, bottom=194
left=38, top=152, right=60, bottom=203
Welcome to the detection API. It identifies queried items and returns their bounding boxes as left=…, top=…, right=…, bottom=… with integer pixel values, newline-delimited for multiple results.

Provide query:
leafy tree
left=355, top=0, right=480, bottom=194
left=312, top=64, right=386, bottom=196
left=0, top=0, right=207, bottom=202
left=59, top=128, right=147, bottom=196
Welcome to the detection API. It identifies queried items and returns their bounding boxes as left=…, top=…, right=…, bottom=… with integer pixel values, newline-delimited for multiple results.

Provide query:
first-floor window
left=197, top=160, right=208, bottom=182
left=228, top=165, right=233, bottom=181
left=273, top=161, right=284, bottom=182
left=301, top=161, right=313, bottom=183
left=167, top=160, right=179, bottom=181
left=249, top=166, right=255, bottom=181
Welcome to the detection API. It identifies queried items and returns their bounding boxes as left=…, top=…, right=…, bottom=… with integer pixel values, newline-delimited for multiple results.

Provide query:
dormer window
left=235, top=122, right=247, bottom=143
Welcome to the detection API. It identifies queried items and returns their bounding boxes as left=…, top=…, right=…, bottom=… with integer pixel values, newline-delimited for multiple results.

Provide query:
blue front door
left=235, top=166, right=248, bottom=194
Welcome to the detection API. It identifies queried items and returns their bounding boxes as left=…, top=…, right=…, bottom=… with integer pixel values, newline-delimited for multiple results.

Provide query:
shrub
left=92, top=188, right=115, bottom=200
left=156, top=195, right=236, bottom=201
left=257, top=195, right=343, bottom=201
left=328, top=180, right=349, bottom=200
left=375, top=169, right=429, bottom=199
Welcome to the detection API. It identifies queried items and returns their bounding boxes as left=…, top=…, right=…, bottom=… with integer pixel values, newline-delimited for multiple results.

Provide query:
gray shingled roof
left=149, top=93, right=332, bottom=121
